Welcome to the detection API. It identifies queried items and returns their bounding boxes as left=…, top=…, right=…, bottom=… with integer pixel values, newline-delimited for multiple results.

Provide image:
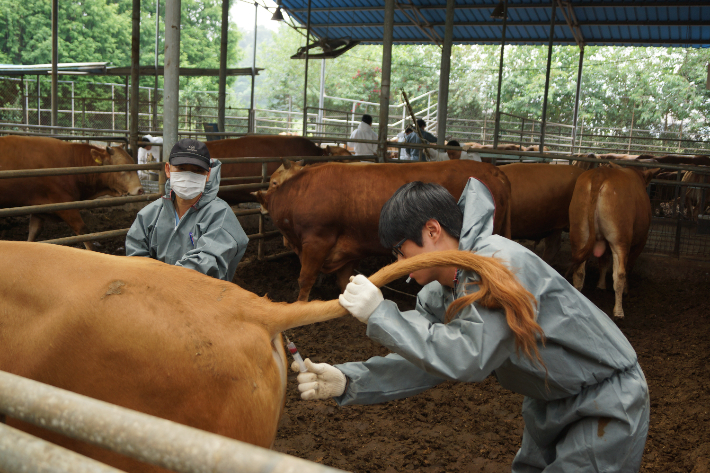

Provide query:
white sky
left=230, top=0, right=281, bottom=33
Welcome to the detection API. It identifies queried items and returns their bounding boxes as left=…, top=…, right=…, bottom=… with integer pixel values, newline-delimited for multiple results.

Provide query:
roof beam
left=394, top=1, right=442, bottom=46
left=352, top=38, right=710, bottom=46
left=307, top=20, right=710, bottom=28
left=285, top=1, right=709, bottom=13
left=557, top=1, right=584, bottom=47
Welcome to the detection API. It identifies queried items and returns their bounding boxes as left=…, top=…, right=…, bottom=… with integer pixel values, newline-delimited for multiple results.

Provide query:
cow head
left=268, top=159, right=304, bottom=191
left=90, top=145, right=145, bottom=197
left=639, top=168, right=661, bottom=186
left=251, top=189, right=270, bottom=215
left=324, top=145, right=352, bottom=157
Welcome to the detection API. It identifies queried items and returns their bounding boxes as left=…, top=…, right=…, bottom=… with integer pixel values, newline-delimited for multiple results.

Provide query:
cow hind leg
left=611, top=248, right=629, bottom=318
left=335, top=260, right=359, bottom=294
left=572, top=261, right=586, bottom=291
left=27, top=214, right=45, bottom=242
left=596, top=250, right=611, bottom=290
left=55, top=209, right=94, bottom=251
left=541, top=230, right=562, bottom=263
left=296, top=239, right=335, bottom=302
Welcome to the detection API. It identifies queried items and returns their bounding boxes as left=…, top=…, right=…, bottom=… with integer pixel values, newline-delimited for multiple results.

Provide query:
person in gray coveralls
left=293, top=178, right=650, bottom=472
left=126, top=138, right=248, bottom=282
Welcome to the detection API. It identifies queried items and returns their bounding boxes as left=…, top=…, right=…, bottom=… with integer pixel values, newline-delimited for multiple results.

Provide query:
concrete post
left=130, top=0, right=141, bottom=157
left=540, top=0, right=557, bottom=151
left=154, top=0, right=160, bottom=132
left=51, top=0, right=59, bottom=127
left=317, top=58, right=326, bottom=135
left=377, top=0, right=395, bottom=162
left=162, top=0, right=182, bottom=194
left=436, top=0, right=455, bottom=145
left=218, top=0, right=229, bottom=133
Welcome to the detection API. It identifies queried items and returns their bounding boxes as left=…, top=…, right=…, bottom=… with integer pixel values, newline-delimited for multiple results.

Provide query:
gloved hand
left=291, top=358, right=347, bottom=400
left=339, top=274, right=384, bottom=324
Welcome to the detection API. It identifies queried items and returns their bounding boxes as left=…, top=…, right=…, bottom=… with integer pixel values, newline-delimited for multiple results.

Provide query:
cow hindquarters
left=296, top=237, right=336, bottom=301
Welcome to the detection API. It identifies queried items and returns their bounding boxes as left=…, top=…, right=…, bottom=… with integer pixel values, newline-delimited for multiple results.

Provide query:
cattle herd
left=0, top=134, right=709, bottom=471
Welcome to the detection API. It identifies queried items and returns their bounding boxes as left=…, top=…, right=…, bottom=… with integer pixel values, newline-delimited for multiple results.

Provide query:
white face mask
left=170, top=171, right=207, bottom=200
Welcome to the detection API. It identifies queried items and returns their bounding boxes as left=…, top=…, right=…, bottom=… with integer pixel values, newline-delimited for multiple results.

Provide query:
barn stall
left=1, top=0, right=710, bottom=472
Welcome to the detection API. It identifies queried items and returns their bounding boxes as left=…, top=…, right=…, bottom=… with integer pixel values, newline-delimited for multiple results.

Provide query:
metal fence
left=0, top=369, right=344, bottom=473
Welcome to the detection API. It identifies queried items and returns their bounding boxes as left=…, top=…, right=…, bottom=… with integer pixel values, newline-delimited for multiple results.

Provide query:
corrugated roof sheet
left=280, top=1, right=710, bottom=48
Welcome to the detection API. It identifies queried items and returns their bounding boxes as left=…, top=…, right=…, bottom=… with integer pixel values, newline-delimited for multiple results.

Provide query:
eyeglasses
left=392, top=238, right=407, bottom=259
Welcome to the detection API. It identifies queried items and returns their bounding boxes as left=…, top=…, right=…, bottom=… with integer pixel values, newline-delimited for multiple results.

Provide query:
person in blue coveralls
left=293, top=178, right=650, bottom=472
left=126, top=138, right=248, bottom=282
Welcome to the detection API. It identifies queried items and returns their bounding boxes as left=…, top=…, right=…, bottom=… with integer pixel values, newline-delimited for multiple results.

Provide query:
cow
left=680, top=171, right=710, bottom=221
left=568, top=163, right=660, bottom=318
left=205, top=135, right=327, bottom=204
left=650, top=155, right=710, bottom=167
left=0, top=136, right=144, bottom=250
left=254, top=160, right=512, bottom=301
left=571, top=153, right=640, bottom=171
left=523, top=145, right=550, bottom=152
left=0, top=240, right=514, bottom=471
left=500, top=163, right=585, bottom=262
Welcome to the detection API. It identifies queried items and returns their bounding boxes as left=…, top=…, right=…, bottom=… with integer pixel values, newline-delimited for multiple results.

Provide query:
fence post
left=82, top=98, right=87, bottom=129
left=36, top=75, right=41, bottom=126
left=21, top=76, right=27, bottom=131
left=520, top=118, right=525, bottom=148
left=627, top=106, right=634, bottom=154
left=288, top=95, right=292, bottom=132
left=111, top=85, right=115, bottom=130
left=673, top=170, right=683, bottom=258
left=71, top=82, right=75, bottom=129
left=678, top=122, right=683, bottom=152
left=482, top=115, right=487, bottom=143
left=258, top=162, right=267, bottom=261
left=125, top=76, right=129, bottom=132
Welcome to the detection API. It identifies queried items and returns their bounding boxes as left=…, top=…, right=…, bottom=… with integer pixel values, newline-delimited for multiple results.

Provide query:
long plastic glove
left=291, top=358, right=347, bottom=400
left=339, top=274, right=384, bottom=324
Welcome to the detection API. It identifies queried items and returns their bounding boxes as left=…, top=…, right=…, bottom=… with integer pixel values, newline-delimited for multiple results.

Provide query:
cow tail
left=264, top=250, right=544, bottom=366
left=572, top=173, right=604, bottom=267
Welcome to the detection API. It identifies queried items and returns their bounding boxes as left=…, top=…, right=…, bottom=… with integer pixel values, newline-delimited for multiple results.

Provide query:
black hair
left=141, top=136, right=151, bottom=146
left=405, top=126, right=413, bottom=133
left=416, top=118, right=426, bottom=129
left=362, top=114, right=373, bottom=125
left=379, top=181, right=463, bottom=248
left=447, top=139, right=460, bottom=147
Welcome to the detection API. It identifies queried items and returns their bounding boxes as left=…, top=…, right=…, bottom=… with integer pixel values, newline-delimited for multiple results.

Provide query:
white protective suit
left=137, top=135, right=163, bottom=180
left=334, top=178, right=650, bottom=472
left=348, top=121, right=378, bottom=156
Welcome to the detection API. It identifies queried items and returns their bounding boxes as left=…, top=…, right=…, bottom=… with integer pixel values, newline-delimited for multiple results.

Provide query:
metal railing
left=0, top=370, right=344, bottom=473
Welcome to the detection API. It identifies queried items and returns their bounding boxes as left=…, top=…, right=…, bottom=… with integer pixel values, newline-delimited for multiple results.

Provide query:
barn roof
left=279, top=1, right=710, bottom=48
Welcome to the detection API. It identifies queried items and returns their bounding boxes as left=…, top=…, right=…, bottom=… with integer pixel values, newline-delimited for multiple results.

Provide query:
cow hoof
left=596, top=283, right=606, bottom=291
left=613, top=309, right=625, bottom=319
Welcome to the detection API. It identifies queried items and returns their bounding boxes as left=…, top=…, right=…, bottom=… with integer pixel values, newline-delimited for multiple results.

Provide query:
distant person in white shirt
left=348, top=114, right=378, bottom=156
left=395, top=127, right=414, bottom=160
left=137, top=135, right=163, bottom=180
left=446, top=139, right=482, bottom=162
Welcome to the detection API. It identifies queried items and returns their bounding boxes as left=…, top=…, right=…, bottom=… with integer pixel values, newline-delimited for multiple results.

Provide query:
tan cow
left=0, top=241, right=525, bottom=471
left=0, top=136, right=144, bottom=250
left=681, top=170, right=710, bottom=221
left=500, top=163, right=585, bottom=261
left=568, top=164, right=659, bottom=318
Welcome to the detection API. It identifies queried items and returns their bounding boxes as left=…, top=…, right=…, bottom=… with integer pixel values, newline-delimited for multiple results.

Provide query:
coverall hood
left=457, top=178, right=496, bottom=250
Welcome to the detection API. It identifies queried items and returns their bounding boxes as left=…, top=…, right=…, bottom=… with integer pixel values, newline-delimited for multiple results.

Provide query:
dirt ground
left=2, top=208, right=709, bottom=473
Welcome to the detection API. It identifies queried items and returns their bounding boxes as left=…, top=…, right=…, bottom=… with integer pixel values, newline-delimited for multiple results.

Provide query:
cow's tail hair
left=568, top=173, right=604, bottom=278
left=264, top=249, right=545, bottom=366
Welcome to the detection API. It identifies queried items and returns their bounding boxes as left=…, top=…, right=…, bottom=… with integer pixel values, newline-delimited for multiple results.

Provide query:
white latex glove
left=291, top=358, right=347, bottom=400
left=339, top=274, right=384, bottom=324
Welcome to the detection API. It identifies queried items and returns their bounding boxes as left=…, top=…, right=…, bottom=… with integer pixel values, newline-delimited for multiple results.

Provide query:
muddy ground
left=1, top=207, right=709, bottom=473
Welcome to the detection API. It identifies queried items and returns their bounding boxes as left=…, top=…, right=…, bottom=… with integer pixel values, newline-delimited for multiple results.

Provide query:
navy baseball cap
left=169, top=139, right=211, bottom=171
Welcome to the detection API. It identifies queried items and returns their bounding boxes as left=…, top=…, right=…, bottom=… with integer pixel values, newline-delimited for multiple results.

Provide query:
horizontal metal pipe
left=233, top=208, right=262, bottom=217
left=261, top=250, right=296, bottom=261
left=42, top=229, right=130, bottom=246
left=0, top=370, right=344, bottom=473
left=247, top=230, right=281, bottom=240
left=0, top=163, right=163, bottom=179
left=0, top=193, right=161, bottom=218
left=0, top=132, right=128, bottom=142
left=0, top=422, right=124, bottom=473
left=218, top=183, right=269, bottom=192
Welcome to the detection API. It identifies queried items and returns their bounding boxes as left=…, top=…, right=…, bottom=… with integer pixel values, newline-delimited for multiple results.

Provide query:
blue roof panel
left=283, top=1, right=710, bottom=48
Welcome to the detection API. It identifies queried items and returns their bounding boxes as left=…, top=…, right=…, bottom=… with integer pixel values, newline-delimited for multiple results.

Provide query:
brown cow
left=681, top=171, right=710, bottom=221
left=523, top=145, right=550, bottom=152
left=205, top=135, right=326, bottom=204
left=254, top=160, right=512, bottom=301
left=500, top=163, right=585, bottom=261
left=568, top=164, right=659, bottom=318
left=0, top=240, right=517, bottom=471
left=0, top=136, right=143, bottom=250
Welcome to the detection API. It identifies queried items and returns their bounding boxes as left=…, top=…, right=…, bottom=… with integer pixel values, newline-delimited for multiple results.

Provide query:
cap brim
left=169, top=156, right=210, bottom=171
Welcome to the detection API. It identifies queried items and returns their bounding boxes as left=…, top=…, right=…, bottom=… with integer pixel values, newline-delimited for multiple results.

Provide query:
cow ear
left=90, top=149, right=106, bottom=165
left=106, top=146, right=115, bottom=156
left=609, top=162, right=622, bottom=169
left=281, top=158, right=293, bottom=170
left=642, top=168, right=661, bottom=185
left=325, top=145, right=332, bottom=155
left=296, top=160, right=305, bottom=167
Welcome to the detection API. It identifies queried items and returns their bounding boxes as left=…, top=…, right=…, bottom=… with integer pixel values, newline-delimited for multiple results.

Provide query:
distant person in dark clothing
left=405, top=119, right=438, bottom=162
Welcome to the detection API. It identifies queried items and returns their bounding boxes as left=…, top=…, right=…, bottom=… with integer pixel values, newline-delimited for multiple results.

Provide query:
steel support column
left=436, top=0, right=455, bottom=145
left=162, top=0, right=181, bottom=195
left=492, top=0, right=508, bottom=149
left=51, top=0, right=58, bottom=127
left=539, top=0, right=557, bottom=151
left=154, top=0, right=160, bottom=132
left=377, top=0, right=395, bottom=162
left=571, top=46, right=585, bottom=153
left=218, top=0, right=229, bottom=133
left=249, top=1, right=258, bottom=133
left=317, top=58, right=326, bottom=135
left=301, top=0, right=312, bottom=136
left=130, top=0, right=141, bottom=157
